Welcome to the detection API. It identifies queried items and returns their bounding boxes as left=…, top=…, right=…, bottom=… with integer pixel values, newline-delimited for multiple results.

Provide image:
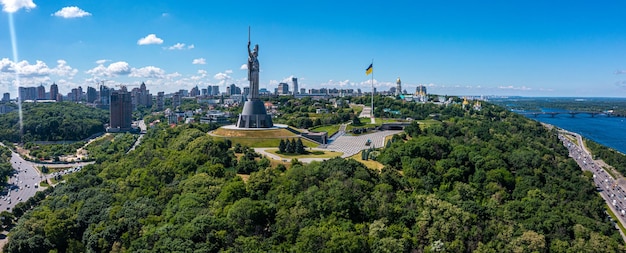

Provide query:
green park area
left=1, top=95, right=625, bottom=252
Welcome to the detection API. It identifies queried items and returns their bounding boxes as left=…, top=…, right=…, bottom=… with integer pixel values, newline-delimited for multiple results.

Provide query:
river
left=521, top=111, right=626, bottom=154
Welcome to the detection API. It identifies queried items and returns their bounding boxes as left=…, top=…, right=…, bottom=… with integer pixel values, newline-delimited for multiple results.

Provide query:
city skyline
left=1, top=1, right=626, bottom=97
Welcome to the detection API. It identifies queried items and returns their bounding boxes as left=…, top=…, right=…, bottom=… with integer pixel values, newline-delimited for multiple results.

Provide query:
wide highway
left=559, top=131, right=626, bottom=236
left=0, top=144, right=94, bottom=211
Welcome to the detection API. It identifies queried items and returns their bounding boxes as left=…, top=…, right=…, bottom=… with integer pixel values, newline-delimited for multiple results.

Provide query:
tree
left=404, top=121, right=421, bottom=137
left=352, top=114, right=363, bottom=126
left=296, top=138, right=305, bottom=154
left=286, top=139, right=296, bottom=154
left=279, top=139, right=286, bottom=153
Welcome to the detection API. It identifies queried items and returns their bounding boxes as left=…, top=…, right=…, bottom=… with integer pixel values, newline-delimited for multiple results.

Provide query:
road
left=3, top=153, right=45, bottom=211
left=0, top=143, right=95, bottom=211
left=128, top=120, right=147, bottom=153
left=559, top=131, right=626, bottom=241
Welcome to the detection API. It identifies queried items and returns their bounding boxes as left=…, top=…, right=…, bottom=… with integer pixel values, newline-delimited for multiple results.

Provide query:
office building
left=1, top=93, right=9, bottom=102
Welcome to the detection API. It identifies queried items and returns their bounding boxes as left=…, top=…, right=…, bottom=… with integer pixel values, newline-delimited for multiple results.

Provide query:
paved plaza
left=324, top=130, right=403, bottom=158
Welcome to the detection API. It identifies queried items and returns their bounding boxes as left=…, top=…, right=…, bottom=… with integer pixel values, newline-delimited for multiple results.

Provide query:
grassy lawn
left=348, top=151, right=384, bottom=170
left=266, top=149, right=343, bottom=159
left=213, top=137, right=318, bottom=148
left=310, top=125, right=341, bottom=136
left=350, top=104, right=364, bottom=115
left=418, top=119, right=442, bottom=128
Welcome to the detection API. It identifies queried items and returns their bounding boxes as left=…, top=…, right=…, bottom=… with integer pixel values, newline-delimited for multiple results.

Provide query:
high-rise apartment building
left=109, top=89, right=133, bottom=130
left=278, top=82, right=289, bottom=95
left=1, top=93, right=9, bottom=102
left=87, top=86, right=98, bottom=103
left=18, top=87, right=37, bottom=101
left=292, top=77, right=298, bottom=95
left=190, top=86, right=200, bottom=97
left=50, top=83, right=59, bottom=101
left=99, top=85, right=111, bottom=107
left=156, top=92, right=165, bottom=111
left=37, top=84, right=46, bottom=100
left=172, top=92, right=181, bottom=109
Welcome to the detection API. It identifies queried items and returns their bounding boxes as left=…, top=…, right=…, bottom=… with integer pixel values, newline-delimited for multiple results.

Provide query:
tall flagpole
left=371, top=59, right=374, bottom=122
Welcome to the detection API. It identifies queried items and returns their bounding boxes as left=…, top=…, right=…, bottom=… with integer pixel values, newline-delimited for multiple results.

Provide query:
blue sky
left=1, top=0, right=626, bottom=97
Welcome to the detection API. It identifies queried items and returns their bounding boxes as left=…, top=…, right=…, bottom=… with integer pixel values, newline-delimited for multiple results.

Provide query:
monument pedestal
left=237, top=99, right=273, bottom=128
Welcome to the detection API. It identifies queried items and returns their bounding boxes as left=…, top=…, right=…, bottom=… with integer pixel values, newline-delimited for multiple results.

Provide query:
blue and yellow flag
left=365, top=64, right=373, bottom=75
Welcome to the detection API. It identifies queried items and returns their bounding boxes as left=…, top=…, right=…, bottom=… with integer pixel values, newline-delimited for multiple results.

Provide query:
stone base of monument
left=236, top=99, right=274, bottom=128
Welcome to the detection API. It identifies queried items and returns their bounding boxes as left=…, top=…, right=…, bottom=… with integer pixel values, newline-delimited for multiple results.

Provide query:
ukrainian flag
left=365, top=64, right=373, bottom=75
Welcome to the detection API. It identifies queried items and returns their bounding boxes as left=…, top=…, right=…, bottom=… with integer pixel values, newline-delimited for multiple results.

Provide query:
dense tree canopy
left=4, top=102, right=624, bottom=252
left=0, top=102, right=108, bottom=142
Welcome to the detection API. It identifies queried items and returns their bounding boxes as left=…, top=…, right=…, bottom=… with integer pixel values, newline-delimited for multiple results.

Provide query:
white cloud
left=281, top=75, right=296, bottom=83
left=615, top=70, right=626, bottom=75
left=225, top=70, right=233, bottom=74
left=137, top=34, right=163, bottom=45
left=187, top=44, right=195, bottom=49
left=161, top=12, right=169, bottom=17
left=15, top=60, right=50, bottom=77
left=107, top=62, right=132, bottom=75
left=240, top=64, right=248, bottom=70
left=191, top=69, right=207, bottom=81
left=130, top=66, right=165, bottom=79
left=192, top=58, right=206, bottom=65
left=0, top=58, right=15, bottom=73
left=1, top=0, right=36, bottom=13
left=498, top=85, right=532, bottom=91
left=167, top=43, right=187, bottom=50
left=86, top=61, right=131, bottom=77
left=166, top=72, right=182, bottom=79
left=214, top=72, right=230, bottom=80
left=52, top=6, right=91, bottom=18
left=95, top=59, right=109, bottom=65
left=49, top=60, right=78, bottom=79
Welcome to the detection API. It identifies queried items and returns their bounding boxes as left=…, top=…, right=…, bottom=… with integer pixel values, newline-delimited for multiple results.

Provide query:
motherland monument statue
left=236, top=27, right=273, bottom=128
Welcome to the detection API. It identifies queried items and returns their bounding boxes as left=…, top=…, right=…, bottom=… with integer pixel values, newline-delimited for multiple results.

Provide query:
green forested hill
left=4, top=103, right=623, bottom=252
left=0, top=102, right=108, bottom=142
